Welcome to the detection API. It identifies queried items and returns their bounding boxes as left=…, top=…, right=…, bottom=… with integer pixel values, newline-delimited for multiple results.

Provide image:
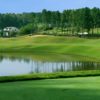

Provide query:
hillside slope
left=0, top=35, right=100, bottom=59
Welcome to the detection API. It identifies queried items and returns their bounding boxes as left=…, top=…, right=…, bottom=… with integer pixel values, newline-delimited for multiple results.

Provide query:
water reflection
left=0, top=55, right=100, bottom=76
left=30, top=61, right=100, bottom=73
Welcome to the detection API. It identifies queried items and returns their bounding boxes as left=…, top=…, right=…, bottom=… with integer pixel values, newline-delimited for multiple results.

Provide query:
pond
left=0, top=53, right=100, bottom=76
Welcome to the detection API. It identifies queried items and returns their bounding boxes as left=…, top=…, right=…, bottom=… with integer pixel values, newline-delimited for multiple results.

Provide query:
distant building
left=3, top=27, right=19, bottom=37
left=78, top=32, right=88, bottom=35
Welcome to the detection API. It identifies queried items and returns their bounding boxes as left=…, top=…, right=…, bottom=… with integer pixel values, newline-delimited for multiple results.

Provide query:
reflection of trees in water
left=29, top=61, right=100, bottom=74
left=34, top=61, right=40, bottom=73
left=72, top=61, right=100, bottom=71
left=0, top=56, right=4, bottom=62
left=30, top=60, right=34, bottom=74
left=53, top=63, right=66, bottom=72
left=9, top=57, right=30, bottom=63
left=0, top=55, right=30, bottom=63
left=1, top=55, right=100, bottom=74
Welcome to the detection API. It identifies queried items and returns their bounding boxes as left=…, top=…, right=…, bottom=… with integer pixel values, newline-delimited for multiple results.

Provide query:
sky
left=0, top=0, right=100, bottom=13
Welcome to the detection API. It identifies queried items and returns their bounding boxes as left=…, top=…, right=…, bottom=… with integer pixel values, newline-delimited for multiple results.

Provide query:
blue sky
left=0, top=0, right=100, bottom=13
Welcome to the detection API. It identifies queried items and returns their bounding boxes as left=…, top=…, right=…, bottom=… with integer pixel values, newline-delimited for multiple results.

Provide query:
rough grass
left=0, top=76, right=100, bottom=100
left=0, top=35, right=100, bottom=59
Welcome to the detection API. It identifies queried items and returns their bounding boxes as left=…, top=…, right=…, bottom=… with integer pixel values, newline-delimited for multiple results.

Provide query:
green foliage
left=19, top=24, right=37, bottom=35
left=82, top=7, right=93, bottom=32
left=0, top=30, right=3, bottom=36
left=1, top=7, right=100, bottom=36
left=37, top=23, right=53, bottom=31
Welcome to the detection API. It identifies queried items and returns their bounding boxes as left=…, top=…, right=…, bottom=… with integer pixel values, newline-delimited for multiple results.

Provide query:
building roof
left=3, top=27, right=19, bottom=32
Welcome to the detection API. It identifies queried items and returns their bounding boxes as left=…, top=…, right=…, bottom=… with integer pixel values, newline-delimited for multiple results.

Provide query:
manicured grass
left=0, top=76, right=100, bottom=100
left=0, top=35, right=100, bottom=59
left=1, top=35, right=100, bottom=100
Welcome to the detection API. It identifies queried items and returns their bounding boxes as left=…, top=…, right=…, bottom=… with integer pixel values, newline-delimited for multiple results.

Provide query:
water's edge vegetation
left=1, top=70, right=100, bottom=82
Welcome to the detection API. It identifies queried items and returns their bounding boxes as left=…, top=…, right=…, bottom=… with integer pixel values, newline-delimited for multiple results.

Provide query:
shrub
left=19, top=23, right=37, bottom=35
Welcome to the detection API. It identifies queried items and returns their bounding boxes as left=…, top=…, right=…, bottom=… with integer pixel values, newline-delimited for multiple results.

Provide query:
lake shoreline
left=1, top=70, right=100, bottom=83
left=1, top=36, right=100, bottom=82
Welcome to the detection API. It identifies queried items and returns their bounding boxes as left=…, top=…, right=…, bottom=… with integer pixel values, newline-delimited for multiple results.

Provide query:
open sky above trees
left=0, top=0, right=100, bottom=13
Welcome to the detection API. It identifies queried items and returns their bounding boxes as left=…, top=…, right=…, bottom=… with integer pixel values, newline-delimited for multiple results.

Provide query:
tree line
left=0, top=7, right=100, bottom=36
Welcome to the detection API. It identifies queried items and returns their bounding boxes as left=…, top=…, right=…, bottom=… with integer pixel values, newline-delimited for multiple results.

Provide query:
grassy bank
left=0, top=35, right=100, bottom=59
left=0, top=76, right=100, bottom=100
left=1, top=70, right=100, bottom=83
left=1, top=35, right=100, bottom=100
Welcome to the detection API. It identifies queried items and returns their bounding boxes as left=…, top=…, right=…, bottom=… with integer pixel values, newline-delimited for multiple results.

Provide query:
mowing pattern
left=0, top=77, right=100, bottom=100
left=0, top=35, right=100, bottom=59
